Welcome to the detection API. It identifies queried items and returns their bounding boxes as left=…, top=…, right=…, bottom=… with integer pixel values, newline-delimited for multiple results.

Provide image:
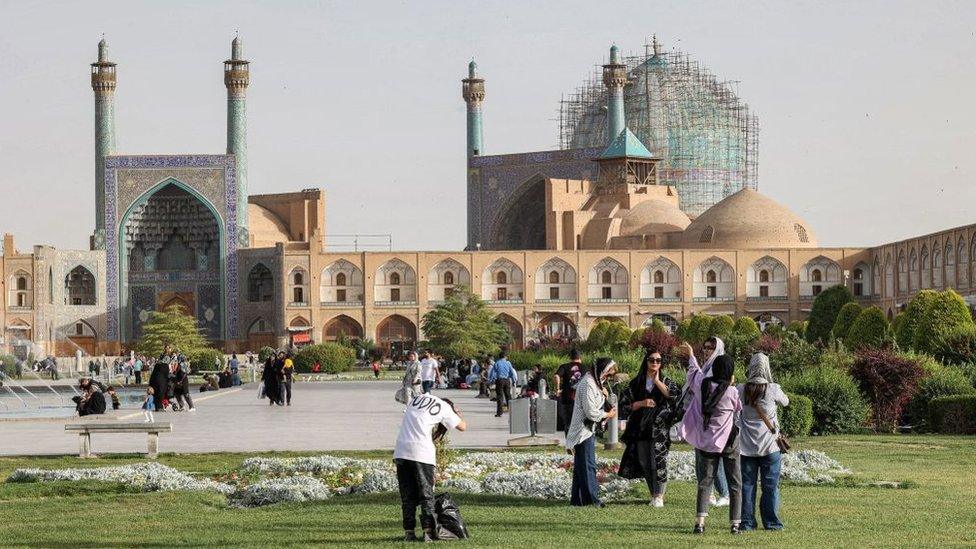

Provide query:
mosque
left=0, top=37, right=973, bottom=358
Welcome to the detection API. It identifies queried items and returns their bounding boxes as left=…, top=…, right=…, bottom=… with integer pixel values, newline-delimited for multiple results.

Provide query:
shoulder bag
left=755, top=406, right=790, bottom=453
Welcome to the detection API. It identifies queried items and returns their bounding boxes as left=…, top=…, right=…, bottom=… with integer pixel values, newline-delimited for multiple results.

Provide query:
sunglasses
left=649, top=358, right=662, bottom=363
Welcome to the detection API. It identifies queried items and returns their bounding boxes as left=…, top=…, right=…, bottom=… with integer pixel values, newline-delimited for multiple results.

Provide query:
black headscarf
left=590, top=357, right=616, bottom=383
left=700, top=354, right=734, bottom=427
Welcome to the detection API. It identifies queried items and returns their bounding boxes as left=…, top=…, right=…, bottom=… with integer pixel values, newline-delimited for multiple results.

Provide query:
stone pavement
left=0, top=382, right=552, bottom=456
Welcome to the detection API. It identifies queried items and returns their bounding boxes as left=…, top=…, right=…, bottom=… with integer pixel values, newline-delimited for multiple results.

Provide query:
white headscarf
left=701, top=336, right=725, bottom=376
left=747, top=352, right=774, bottom=385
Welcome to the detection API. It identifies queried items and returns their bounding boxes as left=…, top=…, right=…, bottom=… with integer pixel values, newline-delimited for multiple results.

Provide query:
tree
left=684, top=314, right=714, bottom=345
left=845, top=306, right=889, bottom=350
left=895, top=290, right=937, bottom=350
left=709, top=315, right=735, bottom=339
left=914, top=290, right=974, bottom=354
left=420, top=286, right=510, bottom=360
left=136, top=305, right=209, bottom=357
left=732, top=316, right=761, bottom=341
left=806, top=285, right=854, bottom=344
left=832, top=302, right=863, bottom=341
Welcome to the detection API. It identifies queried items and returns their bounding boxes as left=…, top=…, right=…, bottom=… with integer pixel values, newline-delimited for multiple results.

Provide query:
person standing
left=148, top=354, right=170, bottom=412
left=282, top=352, right=295, bottom=406
left=394, top=393, right=466, bottom=542
left=677, top=342, right=743, bottom=535
left=685, top=336, right=730, bottom=507
left=619, top=349, right=680, bottom=507
left=142, top=387, right=156, bottom=423
left=554, top=349, right=584, bottom=436
left=487, top=351, right=517, bottom=417
left=419, top=350, right=440, bottom=394
left=171, top=361, right=196, bottom=412
left=566, top=357, right=618, bottom=508
left=133, top=356, right=143, bottom=385
left=400, top=351, right=423, bottom=402
left=371, top=360, right=381, bottom=379
left=738, top=353, right=788, bottom=531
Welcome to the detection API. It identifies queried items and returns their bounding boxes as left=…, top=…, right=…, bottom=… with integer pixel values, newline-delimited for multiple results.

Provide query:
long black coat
left=149, top=363, right=170, bottom=411
left=262, top=358, right=281, bottom=402
left=618, top=372, right=679, bottom=482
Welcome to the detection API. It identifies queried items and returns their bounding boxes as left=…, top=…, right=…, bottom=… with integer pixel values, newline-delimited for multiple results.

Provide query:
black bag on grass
left=434, top=493, right=469, bottom=540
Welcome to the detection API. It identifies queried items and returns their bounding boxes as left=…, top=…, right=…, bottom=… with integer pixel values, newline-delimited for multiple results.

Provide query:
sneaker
left=403, top=531, right=417, bottom=542
left=693, top=524, right=705, bottom=535
left=189, top=408, right=196, bottom=412
left=714, top=496, right=730, bottom=507
left=651, top=496, right=664, bottom=508
left=730, top=524, right=742, bottom=535
left=709, top=494, right=718, bottom=506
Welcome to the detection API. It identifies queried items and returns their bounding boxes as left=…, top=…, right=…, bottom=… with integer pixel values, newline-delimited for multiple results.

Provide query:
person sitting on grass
left=394, top=393, right=466, bottom=542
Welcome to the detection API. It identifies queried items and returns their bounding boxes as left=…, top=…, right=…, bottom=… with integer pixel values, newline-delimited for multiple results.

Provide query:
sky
left=0, top=0, right=975, bottom=252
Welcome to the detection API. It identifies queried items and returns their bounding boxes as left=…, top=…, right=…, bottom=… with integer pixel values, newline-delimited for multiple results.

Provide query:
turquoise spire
left=224, top=35, right=250, bottom=245
left=602, top=44, right=626, bottom=146
left=462, top=59, right=486, bottom=157
left=91, top=36, right=118, bottom=248
left=600, top=127, right=654, bottom=159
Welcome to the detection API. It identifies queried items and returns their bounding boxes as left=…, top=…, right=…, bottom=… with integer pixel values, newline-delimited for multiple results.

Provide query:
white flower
left=7, top=462, right=233, bottom=495
left=230, top=477, right=330, bottom=507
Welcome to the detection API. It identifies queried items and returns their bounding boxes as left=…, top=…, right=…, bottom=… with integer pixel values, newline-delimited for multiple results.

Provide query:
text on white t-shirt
left=393, top=394, right=461, bottom=465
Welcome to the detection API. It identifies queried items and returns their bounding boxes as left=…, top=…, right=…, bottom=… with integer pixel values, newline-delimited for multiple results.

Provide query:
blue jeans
left=741, top=452, right=783, bottom=530
left=421, top=380, right=434, bottom=394
left=571, top=436, right=601, bottom=506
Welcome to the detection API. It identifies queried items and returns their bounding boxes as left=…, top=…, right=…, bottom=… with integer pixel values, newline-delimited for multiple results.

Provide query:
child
left=372, top=360, right=381, bottom=379
left=142, top=387, right=156, bottom=423
left=106, top=386, right=121, bottom=410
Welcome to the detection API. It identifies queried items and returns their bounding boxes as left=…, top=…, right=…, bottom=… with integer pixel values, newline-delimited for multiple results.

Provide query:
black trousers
left=282, top=380, right=293, bottom=404
left=395, top=458, right=436, bottom=532
left=561, top=402, right=574, bottom=436
left=495, top=379, right=512, bottom=415
left=134, top=371, right=142, bottom=384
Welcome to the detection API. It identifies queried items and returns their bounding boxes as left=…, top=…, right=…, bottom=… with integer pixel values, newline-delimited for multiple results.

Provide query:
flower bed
left=6, top=449, right=850, bottom=507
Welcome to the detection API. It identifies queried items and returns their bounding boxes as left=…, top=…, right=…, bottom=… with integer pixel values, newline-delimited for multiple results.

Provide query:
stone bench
left=65, top=421, right=173, bottom=459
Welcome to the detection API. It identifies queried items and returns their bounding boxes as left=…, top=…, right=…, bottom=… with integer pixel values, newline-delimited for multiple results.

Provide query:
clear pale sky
left=1, top=0, right=974, bottom=251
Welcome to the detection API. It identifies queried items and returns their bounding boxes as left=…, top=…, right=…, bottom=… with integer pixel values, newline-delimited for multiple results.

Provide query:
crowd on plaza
left=392, top=334, right=787, bottom=540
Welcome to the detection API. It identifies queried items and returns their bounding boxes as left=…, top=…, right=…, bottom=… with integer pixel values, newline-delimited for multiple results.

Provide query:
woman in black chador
left=262, top=354, right=282, bottom=406
left=148, top=359, right=171, bottom=411
left=618, top=348, right=681, bottom=507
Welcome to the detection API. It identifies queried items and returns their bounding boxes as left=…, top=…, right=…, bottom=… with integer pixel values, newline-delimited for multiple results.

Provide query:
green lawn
left=0, top=435, right=973, bottom=547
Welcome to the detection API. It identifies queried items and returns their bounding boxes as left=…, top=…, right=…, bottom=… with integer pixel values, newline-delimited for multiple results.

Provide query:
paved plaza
left=0, top=382, right=543, bottom=456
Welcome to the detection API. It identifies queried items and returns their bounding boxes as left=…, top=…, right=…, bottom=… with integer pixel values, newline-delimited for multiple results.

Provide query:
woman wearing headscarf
left=619, top=348, right=680, bottom=507
left=400, top=351, right=423, bottom=402
left=566, top=357, right=618, bottom=508
left=682, top=336, right=730, bottom=506
left=262, top=354, right=281, bottom=406
left=737, top=352, right=789, bottom=530
left=148, top=358, right=170, bottom=412
left=678, top=342, right=743, bottom=535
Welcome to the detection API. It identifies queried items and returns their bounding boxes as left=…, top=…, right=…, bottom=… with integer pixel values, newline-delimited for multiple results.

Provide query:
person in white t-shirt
left=393, top=393, right=466, bottom=542
left=419, top=350, right=440, bottom=394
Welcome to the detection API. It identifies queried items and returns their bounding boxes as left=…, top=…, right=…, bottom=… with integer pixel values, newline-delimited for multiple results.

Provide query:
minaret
left=602, top=44, right=627, bottom=145
left=91, top=37, right=117, bottom=248
left=461, top=60, right=485, bottom=157
left=224, top=35, right=250, bottom=244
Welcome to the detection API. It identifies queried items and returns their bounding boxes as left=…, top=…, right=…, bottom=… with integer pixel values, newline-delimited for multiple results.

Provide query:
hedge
left=935, top=324, right=976, bottom=365
left=783, top=366, right=868, bottom=435
left=293, top=343, right=356, bottom=374
left=845, top=306, right=889, bottom=351
left=832, top=302, right=863, bottom=341
left=806, top=285, right=854, bottom=344
left=780, top=393, right=813, bottom=438
left=709, top=315, right=735, bottom=339
left=186, top=348, right=224, bottom=374
left=895, top=290, right=937, bottom=350
left=928, top=395, right=976, bottom=434
left=906, top=364, right=976, bottom=429
left=732, top=316, right=761, bottom=341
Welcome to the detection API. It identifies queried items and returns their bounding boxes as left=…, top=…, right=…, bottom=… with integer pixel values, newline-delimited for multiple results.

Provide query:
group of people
left=563, top=336, right=787, bottom=534
left=260, top=350, right=295, bottom=406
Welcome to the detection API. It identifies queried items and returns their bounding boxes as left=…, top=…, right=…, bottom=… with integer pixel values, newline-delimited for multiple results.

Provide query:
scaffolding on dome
left=557, top=39, right=759, bottom=217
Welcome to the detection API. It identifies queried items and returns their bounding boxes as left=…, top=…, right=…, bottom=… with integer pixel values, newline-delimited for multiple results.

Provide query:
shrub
left=906, top=363, right=975, bottom=429
left=709, top=315, right=735, bottom=339
left=732, top=316, right=762, bottom=341
left=806, top=285, right=854, bottom=345
left=895, top=290, right=937, bottom=350
left=637, top=328, right=679, bottom=363
left=928, top=395, right=976, bottom=434
left=585, top=320, right=611, bottom=351
left=914, top=290, right=974, bottom=354
left=627, top=327, right=646, bottom=348
left=684, top=315, right=714, bottom=346
left=675, top=319, right=692, bottom=341
left=258, top=346, right=276, bottom=362
left=783, top=366, right=868, bottom=435
left=769, top=333, right=821, bottom=375
left=753, top=334, right=782, bottom=355
left=293, top=343, right=356, bottom=374
left=850, top=349, right=924, bottom=432
left=934, top=324, right=976, bottom=365
left=832, top=302, right=863, bottom=341
left=818, top=341, right=854, bottom=371
left=845, top=306, right=889, bottom=350
left=186, top=348, right=224, bottom=374
left=780, top=393, right=813, bottom=437
left=0, top=354, right=17, bottom=377
left=787, top=320, right=807, bottom=339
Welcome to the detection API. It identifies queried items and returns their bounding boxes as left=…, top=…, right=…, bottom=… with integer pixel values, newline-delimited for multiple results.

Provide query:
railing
left=7, top=306, right=32, bottom=312
left=485, top=299, right=524, bottom=305
left=692, top=296, right=734, bottom=303
left=639, top=297, right=681, bottom=302
left=320, top=299, right=364, bottom=307
left=535, top=298, right=574, bottom=303
left=745, top=295, right=789, bottom=301
left=374, top=300, right=418, bottom=307
left=287, top=301, right=309, bottom=308
left=588, top=298, right=629, bottom=304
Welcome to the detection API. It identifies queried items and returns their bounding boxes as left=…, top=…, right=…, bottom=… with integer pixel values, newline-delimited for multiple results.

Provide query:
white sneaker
left=189, top=408, right=196, bottom=412
left=709, top=494, right=718, bottom=506
left=651, top=496, right=664, bottom=508
left=714, top=496, right=730, bottom=507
